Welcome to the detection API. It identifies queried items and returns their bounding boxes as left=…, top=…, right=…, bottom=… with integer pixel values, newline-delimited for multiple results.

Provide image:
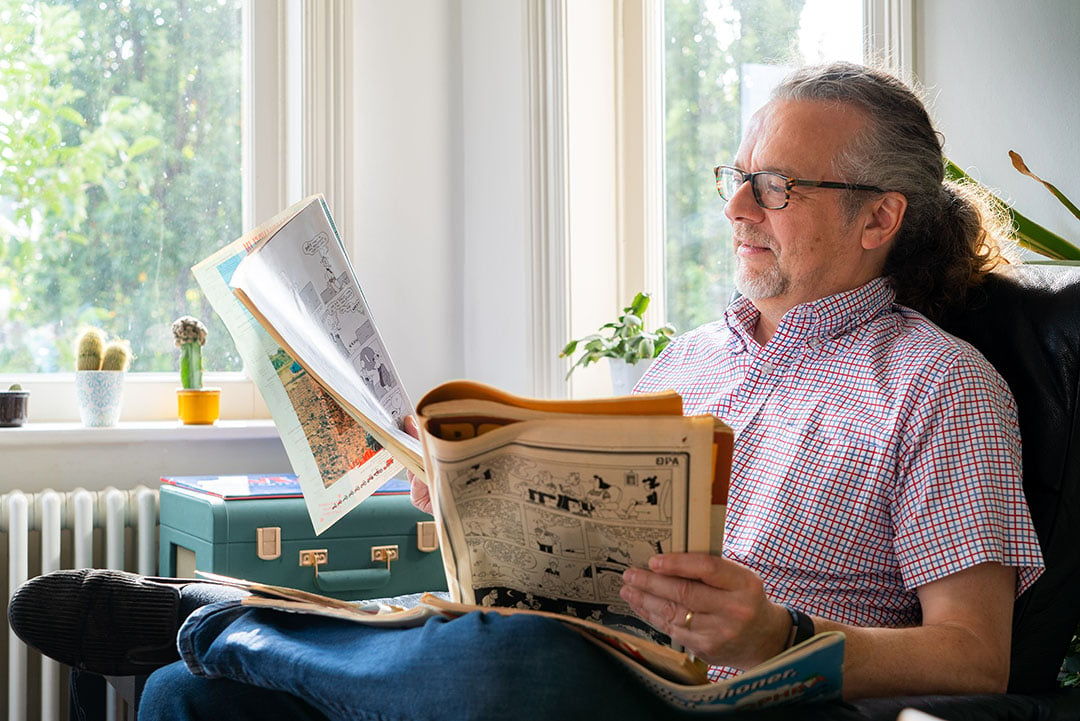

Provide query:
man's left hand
left=620, top=552, right=791, bottom=670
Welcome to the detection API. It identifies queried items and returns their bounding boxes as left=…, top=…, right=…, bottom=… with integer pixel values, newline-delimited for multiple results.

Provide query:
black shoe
left=7, top=569, right=192, bottom=676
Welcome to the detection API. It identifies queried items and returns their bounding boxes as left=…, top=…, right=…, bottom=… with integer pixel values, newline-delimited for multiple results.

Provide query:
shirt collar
left=725, top=277, right=895, bottom=348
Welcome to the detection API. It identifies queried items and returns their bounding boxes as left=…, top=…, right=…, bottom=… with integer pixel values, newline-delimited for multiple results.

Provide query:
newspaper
left=415, top=384, right=724, bottom=646
left=193, top=196, right=417, bottom=533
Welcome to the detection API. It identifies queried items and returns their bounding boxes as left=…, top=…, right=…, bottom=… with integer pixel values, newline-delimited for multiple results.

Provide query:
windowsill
left=0, top=418, right=291, bottom=493
left=0, top=418, right=280, bottom=447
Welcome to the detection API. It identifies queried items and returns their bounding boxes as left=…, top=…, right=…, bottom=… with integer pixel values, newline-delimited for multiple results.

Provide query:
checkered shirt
left=635, top=278, right=1045, bottom=681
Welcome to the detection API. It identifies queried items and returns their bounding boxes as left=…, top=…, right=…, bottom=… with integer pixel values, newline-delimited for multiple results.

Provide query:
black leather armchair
left=939, top=263, right=1080, bottom=697
left=857, top=263, right=1080, bottom=720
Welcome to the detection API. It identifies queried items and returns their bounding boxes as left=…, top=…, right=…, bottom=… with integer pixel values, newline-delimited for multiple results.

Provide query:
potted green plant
left=0, top=383, right=30, bottom=427
left=560, top=291, right=676, bottom=394
left=74, top=326, right=132, bottom=427
left=172, top=315, right=220, bottom=424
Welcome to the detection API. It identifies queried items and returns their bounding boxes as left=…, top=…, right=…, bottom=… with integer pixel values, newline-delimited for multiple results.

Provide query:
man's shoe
left=7, top=569, right=190, bottom=676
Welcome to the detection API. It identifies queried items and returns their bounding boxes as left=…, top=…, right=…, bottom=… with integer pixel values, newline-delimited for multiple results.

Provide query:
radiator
left=1, top=487, right=158, bottom=721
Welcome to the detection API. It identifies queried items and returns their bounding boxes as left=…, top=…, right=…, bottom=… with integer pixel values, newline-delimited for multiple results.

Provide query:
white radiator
left=1, top=487, right=158, bottom=721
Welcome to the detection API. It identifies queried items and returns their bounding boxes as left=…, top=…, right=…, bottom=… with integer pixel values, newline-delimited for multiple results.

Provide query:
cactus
left=76, top=328, right=106, bottom=370
left=101, top=340, right=133, bottom=371
left=75, top=327, right=133, bottom=371
left=172, top=316, right=208, bottom=389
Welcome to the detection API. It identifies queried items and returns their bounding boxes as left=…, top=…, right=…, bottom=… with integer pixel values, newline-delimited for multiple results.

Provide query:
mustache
left=732, top=223, right=774, bottom=250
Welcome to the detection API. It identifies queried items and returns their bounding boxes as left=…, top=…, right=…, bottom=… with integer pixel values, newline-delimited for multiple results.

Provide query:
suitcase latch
left=416, top=521, right=439, bottom=552
left=371, top=545, right=399, bottom=570
left=257, top=527, right=281, bottom=561
left=299, top=548, right=329, bottom=579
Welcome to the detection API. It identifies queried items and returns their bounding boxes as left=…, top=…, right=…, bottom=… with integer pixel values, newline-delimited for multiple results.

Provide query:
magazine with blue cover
left=161, top=474, right=411, bottom=500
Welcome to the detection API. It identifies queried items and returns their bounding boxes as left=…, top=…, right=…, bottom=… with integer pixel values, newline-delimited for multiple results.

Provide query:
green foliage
left=663, top=0, right=806, bottom=332
left=560, top=292, right=677, bottom=379
left=0, top=0, right=244, bottom=374
left=1062, top=629, right=1080, bottom=687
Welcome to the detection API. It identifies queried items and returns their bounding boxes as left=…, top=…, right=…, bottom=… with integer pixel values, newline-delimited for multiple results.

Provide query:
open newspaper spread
left=193, top=195, right=418, bottom=533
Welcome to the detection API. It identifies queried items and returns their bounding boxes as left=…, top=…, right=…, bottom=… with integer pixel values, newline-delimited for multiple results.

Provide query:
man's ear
left=860, top=192, right=907, bottom=251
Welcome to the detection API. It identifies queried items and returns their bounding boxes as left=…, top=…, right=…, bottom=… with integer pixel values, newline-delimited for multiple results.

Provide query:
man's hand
left=624, top=556, right=1017, bottom=698
left=619, top=552, right=791, bottom=670
left=403, top=415, right=432, bottom=514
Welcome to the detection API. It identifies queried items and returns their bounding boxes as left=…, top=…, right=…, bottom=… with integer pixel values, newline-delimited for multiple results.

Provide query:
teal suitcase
left=158, top=474, right=447, bottom=601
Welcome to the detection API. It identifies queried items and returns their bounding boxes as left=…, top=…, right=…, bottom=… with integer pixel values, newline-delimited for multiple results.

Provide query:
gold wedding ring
left=683, top=609, right=694, bottom=630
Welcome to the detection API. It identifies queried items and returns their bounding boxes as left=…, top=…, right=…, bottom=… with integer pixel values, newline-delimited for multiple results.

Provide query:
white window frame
left=556, top=0, right=910, bottom=400
left=0, top=0, right=354, bottom=424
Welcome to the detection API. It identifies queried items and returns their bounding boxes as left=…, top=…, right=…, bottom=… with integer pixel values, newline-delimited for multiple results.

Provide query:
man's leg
left=176, top=601, right=679, bottom=721
left=140, top=661, right=330, bottom=721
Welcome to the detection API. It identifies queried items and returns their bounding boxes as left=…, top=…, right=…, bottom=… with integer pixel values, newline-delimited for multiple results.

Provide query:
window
left=661, top=0, right=864, bottom=332
left=0, top=0, right=246, bottom=375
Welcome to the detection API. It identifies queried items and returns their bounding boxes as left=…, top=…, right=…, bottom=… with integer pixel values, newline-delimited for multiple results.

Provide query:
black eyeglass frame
left=713, top=164, right=888, bottom=210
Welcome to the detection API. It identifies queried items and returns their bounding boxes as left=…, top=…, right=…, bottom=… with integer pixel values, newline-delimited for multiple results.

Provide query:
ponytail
left=885, top=180, right=1009, bottom=321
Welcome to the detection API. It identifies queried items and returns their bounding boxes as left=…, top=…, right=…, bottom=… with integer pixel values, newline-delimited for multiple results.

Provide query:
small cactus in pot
left=172, top=316, right=208, bottom=389
left=172, top=316, right=220, bottom=424
left=73, top=326, right=132, bottom=427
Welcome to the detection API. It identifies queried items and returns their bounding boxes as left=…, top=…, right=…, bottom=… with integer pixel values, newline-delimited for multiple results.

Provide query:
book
left=195, top=571, right=844, bottom=713
left=195, top=197, right=845, bottom=712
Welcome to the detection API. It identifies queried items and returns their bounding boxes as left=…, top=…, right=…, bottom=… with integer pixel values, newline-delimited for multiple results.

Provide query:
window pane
left=662, top=0, right=862, bottom=332
left=0, top=0, right=243, bottom=373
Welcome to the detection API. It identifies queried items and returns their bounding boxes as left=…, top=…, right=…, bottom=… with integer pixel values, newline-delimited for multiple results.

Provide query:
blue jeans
left=137, top=601, right=868, bottom=721
left=137, top=600, right=681, bottom=721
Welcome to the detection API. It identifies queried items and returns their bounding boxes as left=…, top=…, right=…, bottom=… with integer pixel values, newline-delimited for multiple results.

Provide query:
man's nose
left=723, top=180, right=765, bottom=224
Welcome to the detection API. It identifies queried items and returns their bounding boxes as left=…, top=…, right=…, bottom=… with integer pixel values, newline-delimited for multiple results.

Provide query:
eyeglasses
left=713, top=165, right=888, bottom=210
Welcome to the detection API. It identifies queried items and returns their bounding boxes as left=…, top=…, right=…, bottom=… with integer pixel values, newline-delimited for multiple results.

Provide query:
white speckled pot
left=75, top=370, right=126, bottom=427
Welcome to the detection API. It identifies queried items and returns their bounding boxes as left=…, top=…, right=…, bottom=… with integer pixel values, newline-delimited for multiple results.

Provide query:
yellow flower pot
left=177, top=388, right=221, bottom=425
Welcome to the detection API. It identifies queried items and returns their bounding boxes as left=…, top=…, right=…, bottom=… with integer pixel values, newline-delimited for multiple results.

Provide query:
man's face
left=725, top=98, right=886, bottom=315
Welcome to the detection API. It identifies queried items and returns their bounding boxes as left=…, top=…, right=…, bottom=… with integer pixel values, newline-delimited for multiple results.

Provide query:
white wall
left=459, top=0, right=533, bottom=395
left=916, top=0, right=1080, bottom=244
left=350, top=1, right=467, bottom=402
left=349, top=0, right=538, bottom=401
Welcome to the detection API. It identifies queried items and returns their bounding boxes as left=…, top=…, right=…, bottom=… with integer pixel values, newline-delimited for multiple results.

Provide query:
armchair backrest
left=937, top=263, right=1080, bottom=694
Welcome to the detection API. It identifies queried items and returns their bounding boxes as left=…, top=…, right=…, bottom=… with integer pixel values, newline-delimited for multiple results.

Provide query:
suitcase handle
left=314, top=568, right=392, bottom=594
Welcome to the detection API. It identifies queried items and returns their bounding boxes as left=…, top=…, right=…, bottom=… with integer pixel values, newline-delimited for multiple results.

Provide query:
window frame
left=591, top=0, right=907, bottom=391
left=1, top=0, right=354, bottom=423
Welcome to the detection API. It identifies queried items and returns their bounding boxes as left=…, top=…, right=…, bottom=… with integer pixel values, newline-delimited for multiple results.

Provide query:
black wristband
left=784, top=606, right=815, bottom=648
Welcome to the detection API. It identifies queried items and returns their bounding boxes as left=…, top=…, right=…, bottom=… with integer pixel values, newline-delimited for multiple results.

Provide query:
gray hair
left=771, top=62, right=1008, bottom=320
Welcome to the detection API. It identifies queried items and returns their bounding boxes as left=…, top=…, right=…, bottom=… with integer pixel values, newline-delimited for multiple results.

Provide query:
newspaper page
left=193, top=196, right=415, bottom=533
left=420, top=413, right=715, bottom=646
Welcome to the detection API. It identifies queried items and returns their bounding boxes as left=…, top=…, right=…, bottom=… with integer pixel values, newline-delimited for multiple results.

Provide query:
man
left=621, top=63, right=1042, bottom=697
left=10, top=63, right=1043, bottom=720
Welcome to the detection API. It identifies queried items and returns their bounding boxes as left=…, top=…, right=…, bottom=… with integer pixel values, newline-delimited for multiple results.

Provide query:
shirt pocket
left=728, top=409, right=897, bottom=575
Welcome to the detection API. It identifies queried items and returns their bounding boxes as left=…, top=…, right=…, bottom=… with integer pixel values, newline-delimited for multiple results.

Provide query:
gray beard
left=734, top=256, right=787, bottom=299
